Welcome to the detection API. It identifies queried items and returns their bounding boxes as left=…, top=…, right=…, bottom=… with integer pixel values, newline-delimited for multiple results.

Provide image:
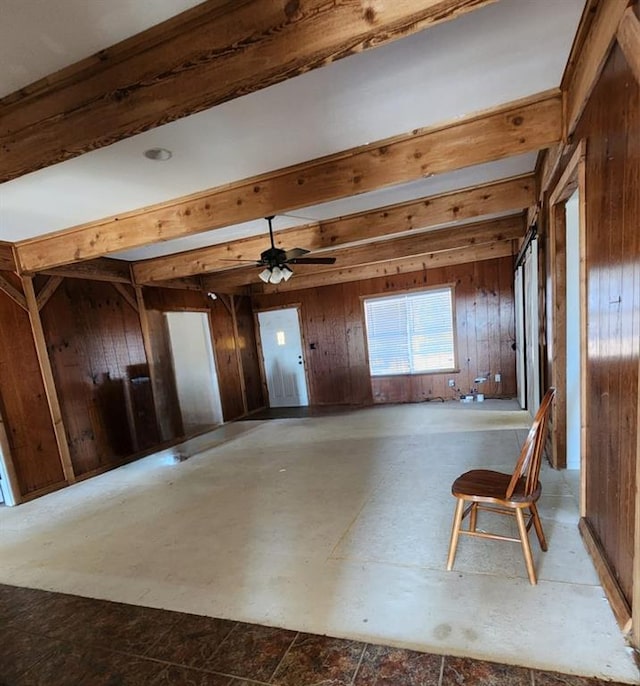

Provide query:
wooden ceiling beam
left=40, top=257, right=132, bottom=283
left=133, top=173, right=535, bottom=284
left=15, top=91, right=559, bottom=273
left=0, top=0, right=499, bottom=183
left=562, top=0, right=631, bottom=137
left=249, top=241, right=516, bottom=294
left=202, top=214, right=524, bottom=291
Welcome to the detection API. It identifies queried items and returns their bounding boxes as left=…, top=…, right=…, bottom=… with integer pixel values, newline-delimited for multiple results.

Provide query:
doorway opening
left=257, top=307, right=309, bottom=408
left=165, top=311, right=223, bottom=435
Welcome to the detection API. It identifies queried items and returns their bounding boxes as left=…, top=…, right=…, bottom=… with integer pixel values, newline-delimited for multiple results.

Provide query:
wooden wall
left=41, top=279, right=155, bottom=478
left=572, top=44, right=639, bottom=606
left=252, top=255, right=516, bottom=405
left=234, top=296, right=264, bottom=414
left=0, top=276, right=64, bottom=496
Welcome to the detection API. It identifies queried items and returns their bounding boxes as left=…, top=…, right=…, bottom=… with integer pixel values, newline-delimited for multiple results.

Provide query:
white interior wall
left=565, top=191, right=582, bottom=470
left=165, top=312, right=223, bottom=434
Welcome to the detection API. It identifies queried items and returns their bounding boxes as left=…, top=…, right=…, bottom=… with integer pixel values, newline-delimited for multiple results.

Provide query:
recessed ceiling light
left=144, top=147, right=172, bottom=161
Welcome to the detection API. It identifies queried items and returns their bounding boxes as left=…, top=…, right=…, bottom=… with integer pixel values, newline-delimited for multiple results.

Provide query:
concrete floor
left=0, top=401, right=637, bottom=682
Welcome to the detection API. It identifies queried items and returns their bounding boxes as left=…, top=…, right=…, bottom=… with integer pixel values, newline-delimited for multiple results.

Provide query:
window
left=364, top=287, right=456, bottom=376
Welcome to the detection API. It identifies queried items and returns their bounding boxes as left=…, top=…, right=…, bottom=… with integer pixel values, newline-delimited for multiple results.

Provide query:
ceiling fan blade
left=288, top=257, right=337, bottom=265
left=283, top=247, right=310, bottom=260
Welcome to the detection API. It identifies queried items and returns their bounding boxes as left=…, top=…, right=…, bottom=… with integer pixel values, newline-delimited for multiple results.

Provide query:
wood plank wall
left=235, top=296, right=265, bottom=413
left=40, top=279, right=155, bottom=477
left=252, top=255, right=516, bottom=405
left=143, top=288, right=262, bottom=421
left=0, top=275, right=64, bottom=495
left=573, top=44, right=640, bottom=605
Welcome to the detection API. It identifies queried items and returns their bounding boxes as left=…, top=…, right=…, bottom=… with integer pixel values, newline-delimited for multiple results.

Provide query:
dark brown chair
left=446, top=387, right=556, bottom=585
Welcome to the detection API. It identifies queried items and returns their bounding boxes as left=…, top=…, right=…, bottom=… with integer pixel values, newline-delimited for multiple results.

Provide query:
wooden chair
left=446, top=387, right=556, bottom=585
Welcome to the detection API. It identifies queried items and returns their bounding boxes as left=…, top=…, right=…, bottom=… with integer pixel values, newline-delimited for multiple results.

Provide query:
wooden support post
left=22, top=276, right=75, bottom=484
left=133, top=285, right=162, bottom=436
left=0, top=410, right=22, bottom=505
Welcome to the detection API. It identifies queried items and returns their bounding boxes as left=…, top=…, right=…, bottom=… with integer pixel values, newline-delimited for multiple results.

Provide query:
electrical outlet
left=448, top=379, right=455, bottom=387
left=495, top=373, right=501, bottom=383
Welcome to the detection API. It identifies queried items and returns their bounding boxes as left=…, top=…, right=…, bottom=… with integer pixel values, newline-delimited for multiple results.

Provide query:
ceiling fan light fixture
left=281, top=265, right=293, bottom=281
left=259, top=268, right=272, bottom=283
left=269, top=266, right=284, bottom=284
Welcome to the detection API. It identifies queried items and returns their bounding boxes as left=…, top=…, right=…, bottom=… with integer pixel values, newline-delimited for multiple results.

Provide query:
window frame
left=361, top=284, right=459, bottom=377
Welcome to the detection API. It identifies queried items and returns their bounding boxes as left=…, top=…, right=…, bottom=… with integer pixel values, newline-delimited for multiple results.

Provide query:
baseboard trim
left=579, top=517, right=631, bottom=629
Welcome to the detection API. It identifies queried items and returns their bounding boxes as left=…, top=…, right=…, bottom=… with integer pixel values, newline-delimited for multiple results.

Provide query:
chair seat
left=452, top=469, right=541, bottom=505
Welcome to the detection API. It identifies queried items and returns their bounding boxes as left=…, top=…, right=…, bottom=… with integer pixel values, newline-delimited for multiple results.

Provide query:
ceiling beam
left=133, top=173, right=535, bottom=284
left=15, top=91, right=560, bottom=274
left=249, top=241, right=516, bottom=294
left=40, top=257, right=132, bottom=283
left=617, top=6, right=640, bottom=84
left=0, top=0, right=499, bottom=183
left=202, top=214, right=524, bottom=291
left=0, top=242, right=16, bottom=272
left=562, top=0, right=631, bottom=137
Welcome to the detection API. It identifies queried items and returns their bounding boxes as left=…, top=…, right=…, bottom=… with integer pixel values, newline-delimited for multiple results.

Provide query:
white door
left=258, top=308, right=309, bottom=407
left=565, top=191, right=582, bottom=470
left=523, top=238, right=541, bottom=416
left=165, top=312, right=224, bottom=433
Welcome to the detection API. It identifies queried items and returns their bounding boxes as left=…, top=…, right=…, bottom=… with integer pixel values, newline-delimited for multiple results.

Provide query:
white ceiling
left=0, top=0, right=585, bottom=261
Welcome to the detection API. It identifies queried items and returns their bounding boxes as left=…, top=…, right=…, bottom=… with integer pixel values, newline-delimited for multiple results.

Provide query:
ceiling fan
left=253, top=216, right=336, bottom=284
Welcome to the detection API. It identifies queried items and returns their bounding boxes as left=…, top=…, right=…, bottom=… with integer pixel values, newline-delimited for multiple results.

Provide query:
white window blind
left=364, top=287, right=456, bottom=376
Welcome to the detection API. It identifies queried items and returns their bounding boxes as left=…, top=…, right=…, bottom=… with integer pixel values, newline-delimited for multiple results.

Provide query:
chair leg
left=469, top=503, right=478, bottom=532
left=515, top=508, right=537, bottom=585
left=447, top=498, right=466, bottom=571
left=530, top=503, right=548, bottom=551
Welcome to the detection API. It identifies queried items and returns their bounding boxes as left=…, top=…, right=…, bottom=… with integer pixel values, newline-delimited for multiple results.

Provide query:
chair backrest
left=506, top=387, right=556, bottom=498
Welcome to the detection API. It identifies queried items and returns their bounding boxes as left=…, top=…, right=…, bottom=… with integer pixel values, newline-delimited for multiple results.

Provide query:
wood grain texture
left=617, top=6, right=640, bottom=84
left=133, top=174, right=535, bottom=284
left=140, top=307, right=183, bottom=442
left=0, top=273, right=27, bottom=311
left=15, top=92, right=560, bottom=273
left=0, top=242, right=16, bottom=272
left=0, top=279, right=65, bottom=496
left=246, top=241, right=515, bottom=295
left=234, top=296, right=265, bottom=413
left=36, top=276, right=63, bottom=311
left=202, top=214, right=524, bottom=291
left=40, top=279, right=150, bottom=476
left=41, top=258, right=132, bottom=283
left=252, top=256, right=516, bottom=405
left=563, top=0, right=631, bottom=136
left=0, top=0, right=499, bottom=182
left=573, top=43, right=639, bottom=606
left=22, top=276, right=76, bottom=483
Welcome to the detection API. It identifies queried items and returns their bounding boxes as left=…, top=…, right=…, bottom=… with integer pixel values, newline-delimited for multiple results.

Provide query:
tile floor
left=0, top=583, right=630, bottom=686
